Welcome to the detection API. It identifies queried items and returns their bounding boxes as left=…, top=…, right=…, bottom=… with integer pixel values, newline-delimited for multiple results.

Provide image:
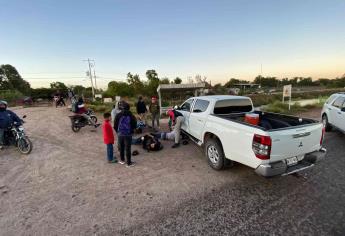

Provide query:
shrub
left=0, top=90, right=23, bottom=105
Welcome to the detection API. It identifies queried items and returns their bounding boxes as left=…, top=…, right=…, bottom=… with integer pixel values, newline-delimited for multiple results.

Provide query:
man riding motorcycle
left=76, top=98, right=99, bottom=128
left=0, top=100, right=23, bottom=149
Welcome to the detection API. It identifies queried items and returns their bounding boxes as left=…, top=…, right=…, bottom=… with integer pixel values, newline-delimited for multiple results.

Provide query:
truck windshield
left=214, top=98, right=253, bottom=114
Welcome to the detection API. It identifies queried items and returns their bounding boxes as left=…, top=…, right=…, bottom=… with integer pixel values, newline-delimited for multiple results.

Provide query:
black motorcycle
left=3, top=116, right=33, bottom=154
left=69, top=110, right=98, bottom=132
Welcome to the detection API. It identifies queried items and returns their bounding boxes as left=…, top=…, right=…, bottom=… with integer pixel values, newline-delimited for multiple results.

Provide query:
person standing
left=114, top=102, right=137, bottom=167
left=111, top=102, right=122, bottom=124
left=149, top=96, right=160, bottom=129
left=136, top=96, right=147, bottom=124
left=167, top=109, right=184, bottom=148
left=102, top=112, right=117, bottom=163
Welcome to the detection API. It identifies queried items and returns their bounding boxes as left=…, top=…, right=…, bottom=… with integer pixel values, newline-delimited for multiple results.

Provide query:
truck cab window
left=193, top=99, right=210, bottom=113
left=332, top=97, right=345, bottom=108
left=180, top=99, right=194, bottom=112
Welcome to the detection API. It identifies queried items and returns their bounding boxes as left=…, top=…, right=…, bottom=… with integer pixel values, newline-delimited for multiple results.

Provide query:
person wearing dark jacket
left=0, top=100, right=22, bottom=149
left=136, top=96, right=147, bottom=124
left=149, top=96, right=160, bottom=129
left=114, top=102, right=137, bottom=167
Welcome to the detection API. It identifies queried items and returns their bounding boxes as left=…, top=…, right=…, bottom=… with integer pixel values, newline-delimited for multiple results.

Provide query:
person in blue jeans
left=102, top=112, right=117, bottom=163
left=114, top=102, right=137, bottom=167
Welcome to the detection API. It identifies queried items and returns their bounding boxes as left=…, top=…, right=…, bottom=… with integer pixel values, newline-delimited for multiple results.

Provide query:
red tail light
left=252, top=134, right=272, bottom=160
left=320, top=127, right=325, bottom=145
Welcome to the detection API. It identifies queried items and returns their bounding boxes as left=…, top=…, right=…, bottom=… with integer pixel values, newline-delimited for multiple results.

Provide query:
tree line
left=1, top=64, right=344, bottom=102
left=248, top=75, right=345, bottom=88
left=102, top=70, right=183, bottom=98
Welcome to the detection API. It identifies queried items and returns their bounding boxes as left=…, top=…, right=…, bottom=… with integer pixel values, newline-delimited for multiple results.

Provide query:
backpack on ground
left=118, top=115, right=131, bottom=135
left=142, top=135, right=163, bottom=152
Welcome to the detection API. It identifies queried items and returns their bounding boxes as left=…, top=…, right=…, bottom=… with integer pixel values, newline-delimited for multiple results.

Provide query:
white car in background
left=322, top=93, right=345, bottom=133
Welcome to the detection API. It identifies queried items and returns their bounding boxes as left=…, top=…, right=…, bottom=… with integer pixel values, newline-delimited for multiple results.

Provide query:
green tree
left=145, top=69, right=160, bottom=96
left=224, top=78, right=240, bottom=87
left=127, top=72, right=144, bottom=95
left=254, top=76, right=278, bottom=87
left=146, top=70, right=158, bottom=80
left=105, top=81, right=133, bottom=97
left=297, top=77, right=313, bottom=86
left=50, top=81, right=68, bottom=90
left=174, top=77, right=182, bottom=84
left=0, top=64, right=31, bottom=94
left=160, top=77, right=170, bottom=84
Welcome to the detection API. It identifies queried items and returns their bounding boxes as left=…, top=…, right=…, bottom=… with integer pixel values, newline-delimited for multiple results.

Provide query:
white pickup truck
left=177, top=95, right=326, bottom=177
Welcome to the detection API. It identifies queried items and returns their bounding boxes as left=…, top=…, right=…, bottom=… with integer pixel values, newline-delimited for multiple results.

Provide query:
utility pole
left=93, top=65, right=97, bottom=90
left=83, top=58, right=95, bottom=100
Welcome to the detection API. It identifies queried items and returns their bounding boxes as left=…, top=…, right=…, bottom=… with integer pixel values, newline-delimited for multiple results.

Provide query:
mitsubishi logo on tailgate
left=298, top=141, right=303, bottom=147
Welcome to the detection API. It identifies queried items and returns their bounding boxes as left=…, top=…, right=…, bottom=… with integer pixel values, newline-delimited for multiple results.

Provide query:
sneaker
left=118, top=160, right=125, bottom=165
left=108, top=159, right=118, bottom=164
left=126, top=163, right=136, bottom=168
left=171, top=143, right=180, bottom=148
left=94, top=124, right=101, bottom=128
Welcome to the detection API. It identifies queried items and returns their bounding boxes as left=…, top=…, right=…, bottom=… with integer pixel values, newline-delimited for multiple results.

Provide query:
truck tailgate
left=269, top=123, right=323, bottom=162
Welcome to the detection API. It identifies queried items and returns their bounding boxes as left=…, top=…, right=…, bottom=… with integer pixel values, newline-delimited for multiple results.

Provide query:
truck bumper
left=255, top=148, right=327, bottom=177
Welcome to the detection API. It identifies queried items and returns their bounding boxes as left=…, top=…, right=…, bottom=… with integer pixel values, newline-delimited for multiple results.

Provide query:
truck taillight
left=252, top=134, right=271, bottom=160
left=320, top=127, right=325, bottom=145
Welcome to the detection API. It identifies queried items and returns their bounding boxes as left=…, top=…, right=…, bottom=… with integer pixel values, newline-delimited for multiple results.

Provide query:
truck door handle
left=197, top=119, right=203, bottom=122
left=338, top=112, right=342, bottom=114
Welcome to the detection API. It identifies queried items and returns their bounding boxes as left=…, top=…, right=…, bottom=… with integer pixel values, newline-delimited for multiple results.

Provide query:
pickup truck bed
left=215, top=111, right=318, bottom=131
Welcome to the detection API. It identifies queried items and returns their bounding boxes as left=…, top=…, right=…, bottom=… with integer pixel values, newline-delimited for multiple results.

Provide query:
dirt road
left=0, top=107, right=344, bottom=235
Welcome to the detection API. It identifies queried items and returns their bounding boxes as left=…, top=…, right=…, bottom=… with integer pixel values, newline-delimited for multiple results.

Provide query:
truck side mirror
left=341, top=107, right=345, bottom=112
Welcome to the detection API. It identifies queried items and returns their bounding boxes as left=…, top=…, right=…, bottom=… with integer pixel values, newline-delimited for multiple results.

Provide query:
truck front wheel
left=205, top=138, right=230, bottom=170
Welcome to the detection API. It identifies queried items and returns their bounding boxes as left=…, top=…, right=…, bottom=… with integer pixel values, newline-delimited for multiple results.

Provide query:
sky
left=1, top=0, right=345, bottom=89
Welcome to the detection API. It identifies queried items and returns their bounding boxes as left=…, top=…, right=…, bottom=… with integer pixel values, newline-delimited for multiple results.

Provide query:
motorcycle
left=69, top=110, right=98, bottom=132
left=3, top=115, right=33, bottom=154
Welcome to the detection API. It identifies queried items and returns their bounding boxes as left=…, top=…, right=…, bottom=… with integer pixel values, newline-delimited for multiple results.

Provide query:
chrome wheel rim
left=208, top=145, right=219, bottom=164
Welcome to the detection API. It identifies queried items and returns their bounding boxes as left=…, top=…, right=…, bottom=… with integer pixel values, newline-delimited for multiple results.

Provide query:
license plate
left=286, top=156, right=298, bottom=166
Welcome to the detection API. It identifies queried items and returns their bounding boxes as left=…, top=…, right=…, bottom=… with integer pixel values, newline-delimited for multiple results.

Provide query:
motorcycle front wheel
left=72, top=125, right=81, bottom=132
left=90, top=116, right=97, bottom=124
left=17, top=136, right=33, bottom=154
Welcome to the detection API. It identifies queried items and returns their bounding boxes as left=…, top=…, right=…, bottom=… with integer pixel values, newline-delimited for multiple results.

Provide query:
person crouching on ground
left=167, top=108, right=184, bottom=148
left=114, top=102, right=137, bottom=167
left=103, top=112, right=117, bottom=163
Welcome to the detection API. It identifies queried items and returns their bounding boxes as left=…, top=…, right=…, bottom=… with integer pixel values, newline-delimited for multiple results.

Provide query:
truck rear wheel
left=205, top=138, right=231, bottom=170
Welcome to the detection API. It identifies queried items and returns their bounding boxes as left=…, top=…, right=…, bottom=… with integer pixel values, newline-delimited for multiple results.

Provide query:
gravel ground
left=0, top=106, right=344, bottom=236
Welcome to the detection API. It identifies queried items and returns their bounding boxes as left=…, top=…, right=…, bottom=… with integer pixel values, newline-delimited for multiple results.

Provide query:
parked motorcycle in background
left=68, top=109, right=98, bottom=132
left=4, top=115, right=33, bottom=154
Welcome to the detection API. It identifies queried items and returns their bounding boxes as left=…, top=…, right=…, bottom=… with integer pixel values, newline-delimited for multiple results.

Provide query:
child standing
left=102, top=112, right=117, bottom=163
